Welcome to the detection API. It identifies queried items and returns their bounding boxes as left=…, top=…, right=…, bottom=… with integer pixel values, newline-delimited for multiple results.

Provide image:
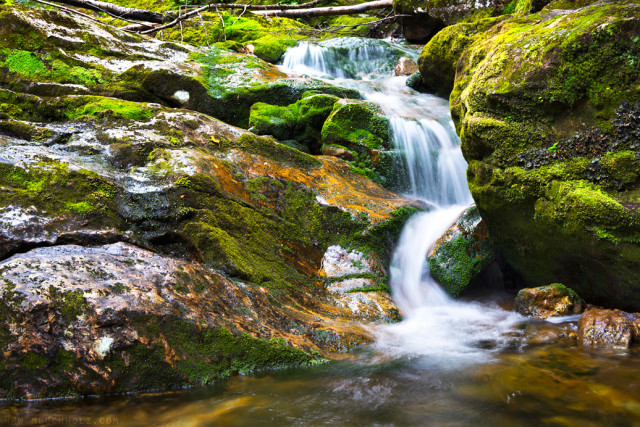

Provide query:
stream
left=3, top=38, right=640, bottom=426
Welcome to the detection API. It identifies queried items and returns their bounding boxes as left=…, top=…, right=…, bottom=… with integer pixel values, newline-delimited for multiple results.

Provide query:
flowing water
left=4, top=38, right=640, bottom=426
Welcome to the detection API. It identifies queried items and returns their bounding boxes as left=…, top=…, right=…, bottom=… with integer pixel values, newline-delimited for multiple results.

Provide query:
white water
left=281, top=40, right=522, bottom=366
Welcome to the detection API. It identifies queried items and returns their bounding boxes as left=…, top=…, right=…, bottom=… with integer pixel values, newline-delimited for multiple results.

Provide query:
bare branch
left=252, top=0, right=393, bottom=18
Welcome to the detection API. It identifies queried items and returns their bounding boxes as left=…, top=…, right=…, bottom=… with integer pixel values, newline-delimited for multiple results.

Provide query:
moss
left=4, top=50, right=46, bottom=78
left=417, top=16, right=508, bottom=97
left=66, top=96, right=156, bottom=121
left=248, top=94, right=339, bottom=152
left=321, top=100, right=390, bottom=150
left=0, top=161, right=121, bottom=228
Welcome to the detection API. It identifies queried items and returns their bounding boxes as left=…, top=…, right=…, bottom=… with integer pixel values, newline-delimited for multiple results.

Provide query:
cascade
left=281, top=40, right=521, bottom=365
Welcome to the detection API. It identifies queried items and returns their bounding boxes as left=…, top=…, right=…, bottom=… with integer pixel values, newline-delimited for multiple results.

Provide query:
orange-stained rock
left=515, top=284, right=583, bottom=319
left=578, top=308, right=640, bottom=349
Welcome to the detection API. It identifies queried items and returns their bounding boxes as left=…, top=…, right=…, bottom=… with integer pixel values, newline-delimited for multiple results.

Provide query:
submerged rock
left=446, top=3, right=640, bottom=310
left=578, top=308, right=640, bottom=349
left=427, top=205, right=495, bottom=297
left=515, top=284, right=583, bottom=319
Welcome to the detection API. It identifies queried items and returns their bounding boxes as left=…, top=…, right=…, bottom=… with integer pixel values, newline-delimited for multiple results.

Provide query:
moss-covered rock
left=428, top=205, right=495, bottom=297
left=417, top=16, right=508, bottom=97
left=248, top=93, right=339, bottom=152
left=450, top=2, right=640, bottom=310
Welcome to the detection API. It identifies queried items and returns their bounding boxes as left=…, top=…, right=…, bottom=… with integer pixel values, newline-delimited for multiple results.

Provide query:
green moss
left=66, top=96, right=155, bottom=121
left=46, top=287, right=89, bottom=323
left=4, top=50, right=46, bottom=77
left=66, top=201, right=93, bottom=213
left=417, top=16, right=507, bottom=97
left=321, top=100, right=390, bottom=150
left=0, top=161, right=121, bottom=229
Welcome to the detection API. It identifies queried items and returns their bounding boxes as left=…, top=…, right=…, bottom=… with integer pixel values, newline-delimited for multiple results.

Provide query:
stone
left=394, top=57, right=419, bottom=76
left=578, top=308, right=640, bottom=349
left=321, top=145, right=355, bottom=161
left=515, top=284, right=583, bottom=319
left=318, top=245, right=399, bottom=322
left=428, top=205, right=495, bottom=297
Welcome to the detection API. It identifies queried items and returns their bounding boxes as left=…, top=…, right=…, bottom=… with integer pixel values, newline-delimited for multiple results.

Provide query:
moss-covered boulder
left=427, top=205, right=495, bottom=297
left=417, top=16, right=508, bottom=97
left=248, top=93, right=340, bottom=152
left=0, top=5, right=359, bottom=130
left=450, top=3, right=640, bottom=310
left=514, top=283, right=583, bottom=318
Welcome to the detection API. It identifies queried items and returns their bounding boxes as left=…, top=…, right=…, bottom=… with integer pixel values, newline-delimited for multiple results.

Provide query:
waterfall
left=281, top=40, right=521, bottom=365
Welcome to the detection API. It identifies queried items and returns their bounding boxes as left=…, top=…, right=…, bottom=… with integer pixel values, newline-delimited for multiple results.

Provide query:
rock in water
left=427, top=205, right=495, bottom=297
left=394, top=57, right=418, bottom=76
left=578, top=308, right=640, bottom=349
left=515, top=284, right=583, bottom=319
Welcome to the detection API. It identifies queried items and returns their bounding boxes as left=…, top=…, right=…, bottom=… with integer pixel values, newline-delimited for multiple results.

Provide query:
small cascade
left=280, top=39, right=522, bottom=366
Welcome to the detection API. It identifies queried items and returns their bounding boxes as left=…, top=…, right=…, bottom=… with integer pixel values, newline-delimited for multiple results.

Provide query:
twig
left=140, top=0, right=325, bottom=34
left=231, top=0, right=252, bottom=26
left=217, top=7, right=226, bottom=42
left=198, top=10, right=210, bottom=47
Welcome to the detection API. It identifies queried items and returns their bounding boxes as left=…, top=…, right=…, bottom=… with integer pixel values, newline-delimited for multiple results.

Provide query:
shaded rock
left=394, top=57, right=418, bottom=76
left=248, top=93, right=339, bottom=153
left=449, top=3, right=640, bottom=310
left=578, top=308, right=640, bottom=349
left=428, top=205, right=495, bottom=297
left=406, top=71, right=428, bottom=92
left=515, top=283, right=583, bottom=319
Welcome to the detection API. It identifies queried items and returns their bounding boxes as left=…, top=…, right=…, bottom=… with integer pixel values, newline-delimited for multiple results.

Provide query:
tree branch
left=48, top=0, right=164, bottom=23
left=252, top=0, right=393, bottom=18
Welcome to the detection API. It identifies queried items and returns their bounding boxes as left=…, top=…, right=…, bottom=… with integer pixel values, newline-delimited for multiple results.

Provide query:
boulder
left=394, top=57, right=419, bottom=76
left=578, top=308, right=640, bottom=349
left=447, top=3, right=640, bottom=310
left=427, top=205, right=495, bottom=297
left=515, top=283, right=583, bottom=319
left=0, top=5, right=359, bottom=130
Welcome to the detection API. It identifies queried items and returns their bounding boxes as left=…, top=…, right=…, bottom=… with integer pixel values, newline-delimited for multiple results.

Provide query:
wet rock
left=406, top=71, right=428, bottom=93
left=0, top=242, right=375, bottom=397
left=428, top=205, right=495, bottom=297
left=394, top=57, right=418, bottom=76
left=578, top=308, right=640, bottom=349
left=515, top=284, right=583, bottom=319
left=321, top=145, right=355, bottom=161
left=319, top=245, right=399, bottom=322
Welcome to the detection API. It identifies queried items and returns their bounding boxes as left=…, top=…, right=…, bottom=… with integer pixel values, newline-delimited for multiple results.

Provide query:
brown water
left=3, top=317, right=640, bottom=427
